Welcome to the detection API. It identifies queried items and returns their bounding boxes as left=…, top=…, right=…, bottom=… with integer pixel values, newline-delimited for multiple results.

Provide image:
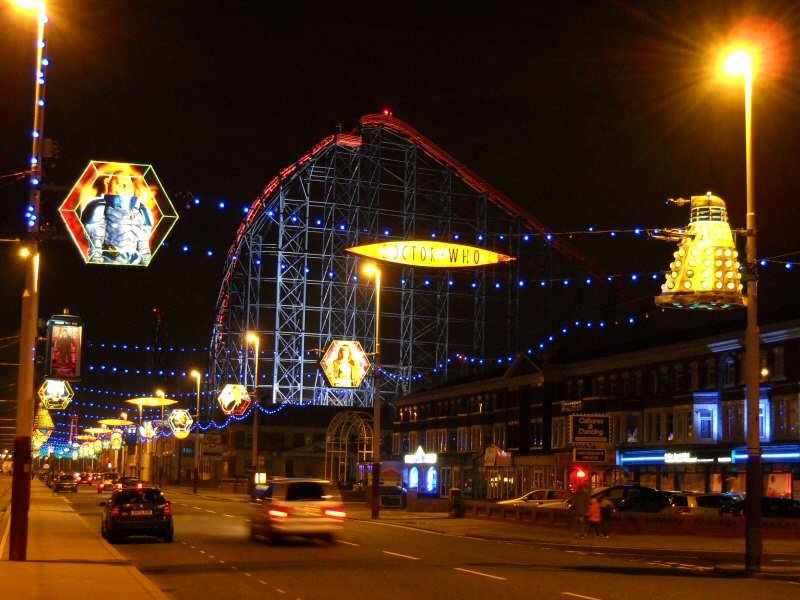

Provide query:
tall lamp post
left=246, top=333, right=260, bottom=489
left=191, top=370, right=202, bottom=494
left=364, top=265, right=382, bottom=519
left=9, top=0, right=48, bottom=562
left=723, top=48, right=762, bottom=572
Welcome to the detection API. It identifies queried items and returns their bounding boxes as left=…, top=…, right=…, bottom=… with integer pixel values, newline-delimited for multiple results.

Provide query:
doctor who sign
left=347, top=241, right=514, bottom=268
left=569, top=414, right=610, bottom=444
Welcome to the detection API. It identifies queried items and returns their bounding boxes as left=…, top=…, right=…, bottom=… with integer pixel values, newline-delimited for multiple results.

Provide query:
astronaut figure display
left=81, top=171, right=154, bottom=265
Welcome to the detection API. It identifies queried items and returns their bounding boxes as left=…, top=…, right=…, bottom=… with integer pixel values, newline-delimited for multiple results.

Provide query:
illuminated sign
left=347, top=241, right=514, bottom=268
left=37, top=379, right=74, bottom=410
left=45, top=314, right=83, bottom=379
left=569, top=414, right=610, bottom=444
left=59, top=161, right=178, bottom=267
left=320, top=340, right=371, bottom=388
left=167, top=409, right=193, bottom=439
left=404, top=445, right=437, bottom=464
left=217, top=384, right=252, bottom=416
left=573, top=448, right=608, bottom=463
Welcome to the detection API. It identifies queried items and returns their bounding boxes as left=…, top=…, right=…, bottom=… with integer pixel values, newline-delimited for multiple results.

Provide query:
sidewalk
left=0, top=476, right=169, bottom=600
left=1, top=476, right=798, bottom=600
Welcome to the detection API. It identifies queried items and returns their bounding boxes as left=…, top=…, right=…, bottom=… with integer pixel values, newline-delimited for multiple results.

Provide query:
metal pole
left=10, top=2, right=47, bottom=561
left=371, top=270, right=382, bottom=519
left=250, top=336, right=260, bottom=489
left=742, top=63, right=762, bottom=572
left=194, top=374, right=201, bottom=494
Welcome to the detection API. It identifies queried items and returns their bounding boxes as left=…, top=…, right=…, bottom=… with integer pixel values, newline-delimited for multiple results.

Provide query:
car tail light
left=268, top=506, right=290, bottom=519
left=324, top=508, right=346, bottom=519
left=136, top=482, right=143, bottom=489
left=114, top=483, right=122, bottom=490
left=110, top=506, right=120, bottom=517
left=676, top=507, right=690, bottom=514
left=163, top=503, right=172, bottom=517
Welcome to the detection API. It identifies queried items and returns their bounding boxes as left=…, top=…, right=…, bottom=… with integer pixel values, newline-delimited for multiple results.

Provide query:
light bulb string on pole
left=191, top=371, right=202, bottom=494
left=370, top=268, right=382, bottom=519
left=247, top=334, right=260, bottom=491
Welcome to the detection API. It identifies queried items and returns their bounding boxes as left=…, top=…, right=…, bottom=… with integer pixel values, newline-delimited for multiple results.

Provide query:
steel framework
left=207, top=114, right=607, bottom=414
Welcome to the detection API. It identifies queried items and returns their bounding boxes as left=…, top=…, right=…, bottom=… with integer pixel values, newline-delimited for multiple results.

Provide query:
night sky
left=2, top=1, right=800, bottom=413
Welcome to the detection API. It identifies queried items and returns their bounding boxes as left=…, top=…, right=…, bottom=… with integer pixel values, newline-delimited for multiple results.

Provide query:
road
left=65, top=487, right=796, bottom=600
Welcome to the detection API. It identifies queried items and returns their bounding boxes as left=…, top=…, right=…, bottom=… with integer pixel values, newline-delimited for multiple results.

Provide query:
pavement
left=1, top=476, right=799, bottom=600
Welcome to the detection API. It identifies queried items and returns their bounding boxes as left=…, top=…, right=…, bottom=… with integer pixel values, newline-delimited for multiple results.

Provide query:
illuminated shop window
left=425, top=467, right=437, bottom=493
left=409, top=467, right=419, bottom=489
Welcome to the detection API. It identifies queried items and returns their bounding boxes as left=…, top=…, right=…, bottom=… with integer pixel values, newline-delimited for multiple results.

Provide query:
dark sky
left=2, top=0, right=800, bottom=351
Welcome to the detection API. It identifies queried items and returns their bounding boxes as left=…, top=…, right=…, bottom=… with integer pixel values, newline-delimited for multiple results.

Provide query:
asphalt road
left=66, top=488, right=797, bottom=600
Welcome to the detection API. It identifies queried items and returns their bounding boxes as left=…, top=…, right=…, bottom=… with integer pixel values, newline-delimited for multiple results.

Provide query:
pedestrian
left=587, top=497, right=602, bottom=538
left=569, top=485, right=590, bottom=538
left=600, top=496, right=614, bottom=538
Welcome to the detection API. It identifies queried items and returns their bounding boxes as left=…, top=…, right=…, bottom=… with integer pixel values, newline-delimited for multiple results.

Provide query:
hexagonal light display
left=320, top=339, right=371, bottom=388
left=38, top=379, right=74, bottom=410
left=167, top=409, right=193, bottom=440
left=59, top=160, right=178, bottom=267
left=217, top=384, right=252, bottom=416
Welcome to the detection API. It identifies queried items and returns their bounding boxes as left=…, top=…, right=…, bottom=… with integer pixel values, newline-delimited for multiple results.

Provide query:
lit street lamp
left=246, top=333, right=260, bottom=489
left=364, top=264, right=382, bottom=519
left=723, top=47, right=763, bottom=572
left=9, top=0, right=48, bottom=562
left=191, top=370, right=202, bottom=494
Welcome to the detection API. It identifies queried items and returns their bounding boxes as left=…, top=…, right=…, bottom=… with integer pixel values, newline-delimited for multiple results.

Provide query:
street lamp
left=246, top=333, right=260, bottom=488
left=9, top=0, right=48, bottom=563
left=723, top=47, right=762, bottom=572
left=125, top=397, right=177, bottom=483
left=190, top=370, right=202, bottom=494
left=364, top=264, right=382, bottom=519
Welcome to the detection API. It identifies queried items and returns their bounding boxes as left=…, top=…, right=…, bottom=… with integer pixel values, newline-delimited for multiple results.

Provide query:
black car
left=724, top=496, right=800, bottom=518
left=100, top=487, right=174, bottom=542
left=53, top=473, right=78, bottom=493
left=614, top=489, right=672, bottom=513
left=590, top=484, right=657, bottom=507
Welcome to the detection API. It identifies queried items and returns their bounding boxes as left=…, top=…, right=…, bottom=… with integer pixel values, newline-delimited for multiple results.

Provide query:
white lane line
left=222, top=514, right=236, bottom=518
left=563, top=593, right=602, bottom=600
left=337, top=540, right=359, bottom=546
left=192, top=506, right=202, bottom=510
left=454, top=567, right=506, bottom=581
left=382, top=550, right=420, bottom=560
left=206, top=509, right=215, bottom=513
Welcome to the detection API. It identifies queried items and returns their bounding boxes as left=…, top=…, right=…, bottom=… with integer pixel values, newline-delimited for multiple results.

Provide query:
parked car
left=660, top=492, right=738, bottom=516
left=97, top=472, right=120, bottom=494
left=497, top=488, right=570, bottom=507
left=724, top=497, right=800, bottom=518
left=614, top=489, right=672, bottom=513
left=250, top=478, right=346, bottom=544
left=587, top=484, right=657, bottom=508
left=379, top=485, right=408, bottom=508
left=53, top=473, right=78, bottom=493
left=100, top=487, right=174, bottom=542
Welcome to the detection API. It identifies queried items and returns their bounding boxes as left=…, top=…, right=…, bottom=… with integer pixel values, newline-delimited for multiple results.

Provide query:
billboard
left=319, top=340, right=371, bottom=388
left=569, top=414, right=611, bottom=444
left=45, top=314, right=83, bottom=379
left=59, top=161, right=178, bottom=266
left=347, top=241, right=514, bottom=268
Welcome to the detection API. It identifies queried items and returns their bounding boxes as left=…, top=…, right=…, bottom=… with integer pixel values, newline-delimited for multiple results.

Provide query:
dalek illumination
left=655, top=193, right=745, bottom=310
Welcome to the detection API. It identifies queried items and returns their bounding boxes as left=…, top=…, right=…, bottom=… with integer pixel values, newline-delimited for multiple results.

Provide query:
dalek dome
left=689, top=193, right=729, bottom=224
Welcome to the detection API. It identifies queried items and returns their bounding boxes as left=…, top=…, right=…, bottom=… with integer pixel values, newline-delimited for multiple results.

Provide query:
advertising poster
left=320, top=340, right=371, bottom=389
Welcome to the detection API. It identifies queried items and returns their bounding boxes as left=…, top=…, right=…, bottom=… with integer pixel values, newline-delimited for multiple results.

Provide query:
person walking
left=600, top=496, right=614, bottom=538
left=587, top=497, right=603, bottom=538
left=569, top=485, right=590, bottom=538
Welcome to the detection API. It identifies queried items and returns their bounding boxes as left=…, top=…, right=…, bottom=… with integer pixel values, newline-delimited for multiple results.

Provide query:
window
left=457, top=427, right=468, bottom=452
left=644, top=410, right=663, bottom=443
left=409, top=467, right=419, bottom=489
left=626, top=414, right=640, bottom=443
left=759, top=399, right=771, bottom=441
left=634, top=371, right=643, bottom=396
left=723, top=357, right=736, bottom=388
left=706, top=360, right=716, bottom=389
left=773, top=395, right=799, bottom=439
left=674, top=407, right=693, bottom=442
left=609, top=375, right=618, bottom=398
left=530, top=418, right=543, bottom=449
left=508, top=420, right=520, bottom=450
left=674, top=364, right=684, bottom=392
left=622, top=373, right=631, bottom=398
left=552, top=418, right=566, bottom=448
left=694, top=404, right=717, bottom=443
left=425, top=467, right=437, bottom=494
left=469, top=426, right=483, bottom=452
left=773, top=347, right=785, bottom=379
left=493, top=424, right=507, bottom=449
left=409, top=431, right=419, bottom=451
left=722, top=402, right=744, bottom=442
left=689, top=361, right=699, bottom=391
left=651, top=370, right=659, bottom=395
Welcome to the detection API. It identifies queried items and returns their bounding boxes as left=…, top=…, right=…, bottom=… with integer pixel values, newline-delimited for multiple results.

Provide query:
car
left=724, top=497, right=800, bottom=519
left=100, top=487, right=174, bottom=543
left=590, top=484, right=657, bottom=508
left=614, top=489, right=672, bottom=513
left=53, top=473, right=78, bottom=493
left=113, top=476, right=143, bottom=491
left=660, top=492, right=738, bottom=516
left=250, top=478, right=346, bottom=544
left=76, top=472, right=94, bottom=486
left=379, top=485, right=408, bottom=508
left=97, top=472, right=120, bottom=494
left=497, top=488, right=570, bottom=507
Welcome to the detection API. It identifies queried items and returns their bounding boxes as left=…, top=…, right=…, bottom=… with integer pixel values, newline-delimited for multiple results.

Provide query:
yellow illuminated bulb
left=723, top=49, right=753, bottom=77
left=20, top=247, right=31, bottom=258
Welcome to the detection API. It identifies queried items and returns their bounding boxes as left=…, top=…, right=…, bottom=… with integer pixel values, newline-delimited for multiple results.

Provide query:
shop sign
left=347, top=241, right=515, bottom=268
left=573, top=448, right=607, bottom=462
left=404, top=445, right=437, bottom=464
left=203, top=433, right=223, bottom=456
left=561, top=400, right=583, bottom=413
left=569, top=414, right=610, bottom=444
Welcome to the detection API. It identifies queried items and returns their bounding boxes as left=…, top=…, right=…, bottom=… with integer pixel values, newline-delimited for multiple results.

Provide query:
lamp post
left=191, top=370, right=202, bottom=494
left=9, top=0, right=48, bottom=562
left=125, top=397, right=177, bottom=483
left=364, top=265, right=382, bottom=519
left=246, top=333, right=260, bottom=489
left=723, top=47, right=762, bottom=571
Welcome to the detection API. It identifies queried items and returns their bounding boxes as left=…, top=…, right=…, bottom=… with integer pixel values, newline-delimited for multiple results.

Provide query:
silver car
left=660, top=492, right=737, bottom=515
left=250, top=478, right=346, bottom=544
left=497, top=488, right=569, bottom=507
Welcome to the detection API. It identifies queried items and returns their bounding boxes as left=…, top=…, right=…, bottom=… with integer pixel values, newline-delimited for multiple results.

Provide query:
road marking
left=563, top=593, right=601, bottom=600
left=206, top=509, right=215, bottom=513
left=192, top=506, right=202, bottom=510
left=382, top=550, right=420, bottom=560
left=337, top=540, right=359, bottom=546
left=454, top=567, right=506, bottom=580
left=245, top=572, right=252, bottom=577
left=223, top=514, right=236, bottom=518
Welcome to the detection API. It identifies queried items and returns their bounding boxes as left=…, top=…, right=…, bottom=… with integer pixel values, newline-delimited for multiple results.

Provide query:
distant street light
left=723, top=46, right=763, bottom=572
left=364, top=264, right=382, bottom=519
left=191, top=370, right=202, bottom=494
left=246, top=333, right=260, bottom=489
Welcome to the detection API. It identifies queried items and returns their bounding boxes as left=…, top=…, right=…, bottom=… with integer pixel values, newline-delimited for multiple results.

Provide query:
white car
left=496, top=488, right=570, bottom=507
left=250, top=478, right=346, bottom=544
